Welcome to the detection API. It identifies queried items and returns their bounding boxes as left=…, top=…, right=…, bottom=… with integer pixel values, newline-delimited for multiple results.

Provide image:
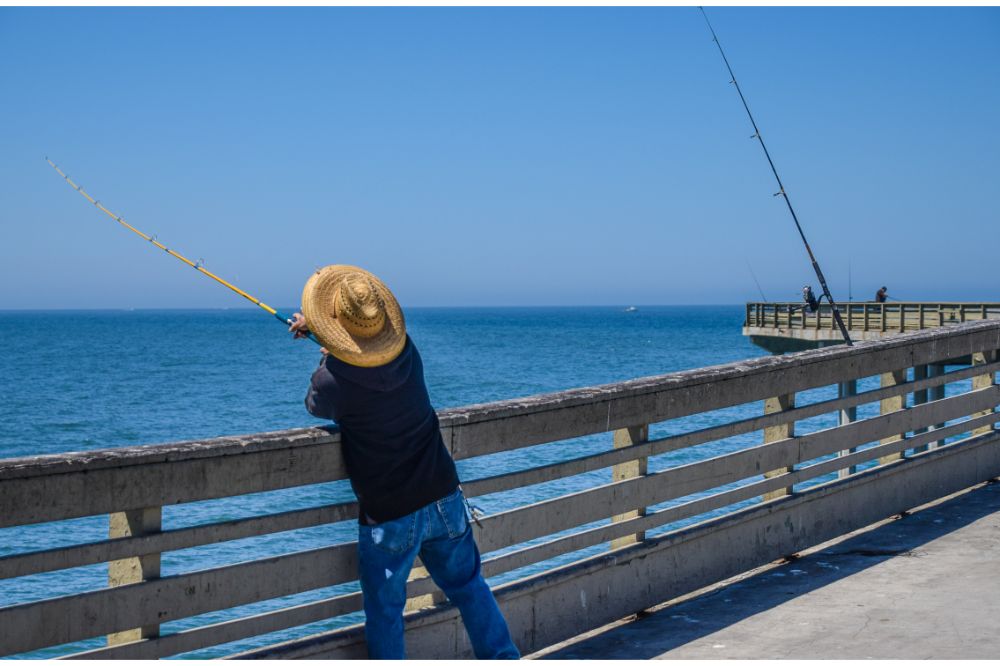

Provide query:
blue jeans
left=358, top=487, right=520, bottom=660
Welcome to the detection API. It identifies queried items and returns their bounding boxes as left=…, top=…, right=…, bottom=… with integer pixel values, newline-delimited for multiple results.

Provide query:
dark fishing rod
left=698, top=7, right=852, bottom=345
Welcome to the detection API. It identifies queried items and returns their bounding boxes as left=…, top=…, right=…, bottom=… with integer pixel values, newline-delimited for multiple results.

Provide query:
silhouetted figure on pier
left=290, top=265, right=518, bottom=661
left=802, top=285, right=826, bottom=313
left=875, top=286, right=888, bottom=303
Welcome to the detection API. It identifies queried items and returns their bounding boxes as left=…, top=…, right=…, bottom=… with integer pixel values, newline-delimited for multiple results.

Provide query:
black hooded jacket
left=305, top=336, right=460, bottom=523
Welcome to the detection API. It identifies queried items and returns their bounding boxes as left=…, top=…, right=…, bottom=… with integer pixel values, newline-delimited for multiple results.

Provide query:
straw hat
left=301, top=265, right=406, bottom=367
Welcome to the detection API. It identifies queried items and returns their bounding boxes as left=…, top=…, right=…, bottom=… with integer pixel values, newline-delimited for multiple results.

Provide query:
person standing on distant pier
left=289, top=265, right=519, bottom=660
left=801, top=284, right=826, bottom=313
left=875, top=286, right=888, bottom=303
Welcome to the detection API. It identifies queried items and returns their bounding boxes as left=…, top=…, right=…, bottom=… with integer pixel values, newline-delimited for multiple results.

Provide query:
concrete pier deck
left=536, top=481, right=1000, bottom=660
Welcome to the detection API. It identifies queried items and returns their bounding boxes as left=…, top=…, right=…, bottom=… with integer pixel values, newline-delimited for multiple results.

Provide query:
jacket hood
left=322, top=335, right=414, bottom=392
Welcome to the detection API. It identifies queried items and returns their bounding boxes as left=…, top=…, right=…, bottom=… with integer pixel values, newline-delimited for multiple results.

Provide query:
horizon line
left=0, top=303, right=752, bottom=312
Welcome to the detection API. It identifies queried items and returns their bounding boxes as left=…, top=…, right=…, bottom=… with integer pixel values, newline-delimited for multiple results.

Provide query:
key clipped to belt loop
left=459, top=485, right=485, bottom=529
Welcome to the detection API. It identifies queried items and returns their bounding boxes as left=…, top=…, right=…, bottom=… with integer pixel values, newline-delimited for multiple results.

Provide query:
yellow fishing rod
left=47, top=158, right=320, bottom=345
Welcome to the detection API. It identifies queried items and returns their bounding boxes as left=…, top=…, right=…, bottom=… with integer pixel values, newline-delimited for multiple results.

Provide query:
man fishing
left=288, top=265, right=519, bottom=660
left=875, top=286, right=888, bottom=303
left=801, top=285, right=826, bottom=313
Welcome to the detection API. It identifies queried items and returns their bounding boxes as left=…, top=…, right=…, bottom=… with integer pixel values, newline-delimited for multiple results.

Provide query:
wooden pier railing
left=745, top=301, right=1000, bottom=333
left=1, top=320, right=999, bottom=659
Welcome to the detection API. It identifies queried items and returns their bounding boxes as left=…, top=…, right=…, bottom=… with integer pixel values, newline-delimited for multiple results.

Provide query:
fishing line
left=698, top=8, right=852, bottom=346
left=46, top=158, right=320, bottom=346
left=746, top=260, right=768, bottom=302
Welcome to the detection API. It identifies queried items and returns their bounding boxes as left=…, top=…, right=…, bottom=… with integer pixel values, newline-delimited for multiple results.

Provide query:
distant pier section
left=745, top=301, right=1000, bottom=354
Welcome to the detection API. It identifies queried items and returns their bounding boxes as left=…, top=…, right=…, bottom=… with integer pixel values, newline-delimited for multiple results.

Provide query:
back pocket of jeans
left=437, top=489, right=470, bottom=539
left=363, top=513, right=417, bottom=554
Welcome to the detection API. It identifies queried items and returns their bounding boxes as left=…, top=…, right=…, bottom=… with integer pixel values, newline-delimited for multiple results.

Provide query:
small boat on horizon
left=624, top=306, right=638, bottom=313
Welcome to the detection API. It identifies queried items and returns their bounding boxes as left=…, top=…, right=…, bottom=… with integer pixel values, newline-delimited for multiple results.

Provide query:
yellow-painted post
left=405, top=559, right=445, bottom=611
left=108, top=507, right=162, bottom=645
left=763, top=394, right=795, bottom=500
left=971, top=350, right=998, bottom=436
left=878, top=369, right=908, bottom=464
left=611, top=424, right=649, bottom=549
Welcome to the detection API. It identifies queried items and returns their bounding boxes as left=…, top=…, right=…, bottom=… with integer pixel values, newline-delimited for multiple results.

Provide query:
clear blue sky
left=1, top=7, right=997, bottom=309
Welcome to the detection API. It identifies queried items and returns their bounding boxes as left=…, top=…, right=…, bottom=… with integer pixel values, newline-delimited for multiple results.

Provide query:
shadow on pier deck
left=537, top=480, right=1000, bottom=659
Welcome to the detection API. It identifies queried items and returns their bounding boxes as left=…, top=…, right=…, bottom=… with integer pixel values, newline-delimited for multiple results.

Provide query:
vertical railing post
left=837, top=380, right=858, bottom=477
left=929, top=363, right=947, bottom=449
left=971, top=350, right=998, bottom=436
left=763, top=394, right=795, bottom=500
left=611, top=424, right=649, bottom=549
left=878, top=369, right=908, bottom=464
left=108, top=506, right=162, bottom=646
left=406, top=559, right=446, bottom=611
left=880, top=304, right=887, bottom=332
left=911, top=365, right=930, bottom=453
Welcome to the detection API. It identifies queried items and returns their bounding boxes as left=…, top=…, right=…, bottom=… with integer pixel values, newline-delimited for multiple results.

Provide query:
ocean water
left=0, top=306, right=959, bottom=658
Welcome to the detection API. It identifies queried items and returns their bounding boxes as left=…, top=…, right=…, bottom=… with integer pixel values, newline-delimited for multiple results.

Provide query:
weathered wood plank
left=66, top=565, right=459, bottom=660
left=0, top=501, right=357, bottom=580
left=0, top=442, right=347, bottom=529
left=0, top=543, right=357, bottom=657
left=0, top=427, right=339, bottom=481
left=64, top=592, right=365, bottom=660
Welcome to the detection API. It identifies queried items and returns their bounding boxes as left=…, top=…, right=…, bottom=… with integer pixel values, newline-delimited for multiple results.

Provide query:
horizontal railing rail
left=745, top=301, right=1000, bottom=333
left=1, top=319, right=998, bottom=659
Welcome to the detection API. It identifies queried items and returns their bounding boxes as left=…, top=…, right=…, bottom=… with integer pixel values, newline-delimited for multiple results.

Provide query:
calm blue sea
left=0, top=307, right=908, bottom=658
